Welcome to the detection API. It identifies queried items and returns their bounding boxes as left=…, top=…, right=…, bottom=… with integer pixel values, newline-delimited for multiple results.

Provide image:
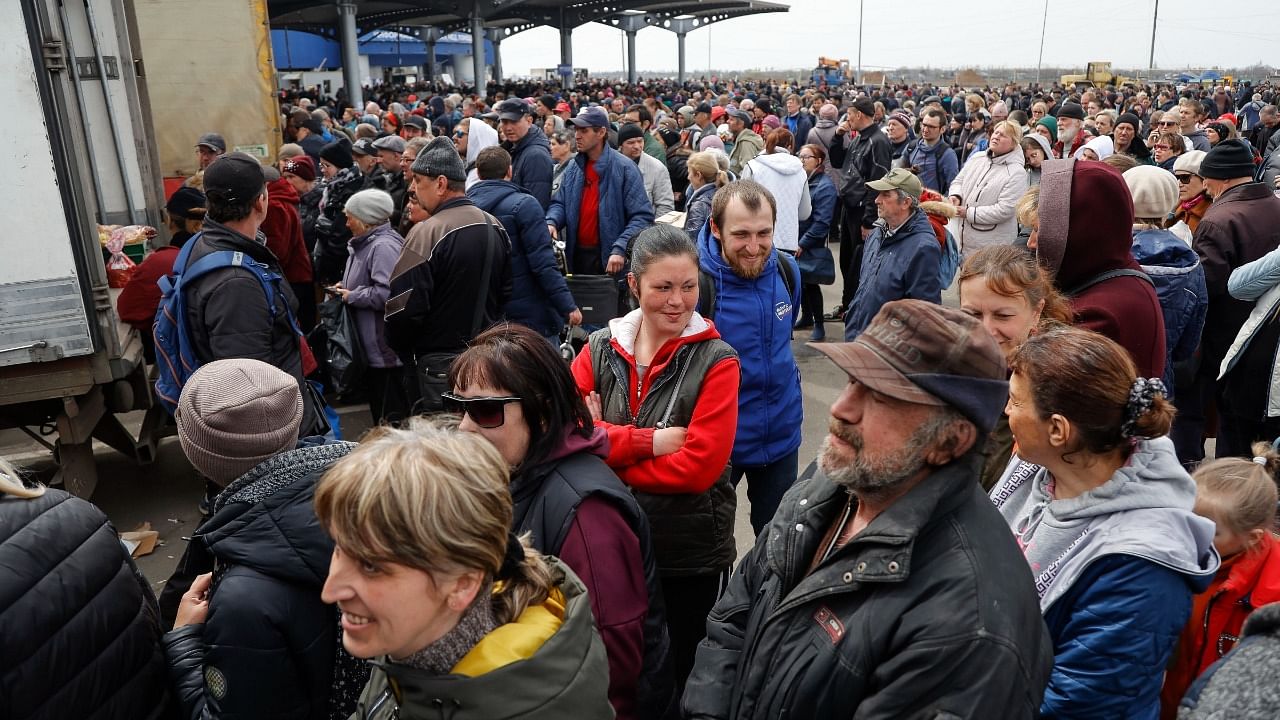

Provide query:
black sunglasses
left=441, top=392, right=521, bottom=428
left=1174, top=173, right=1196, bottom=184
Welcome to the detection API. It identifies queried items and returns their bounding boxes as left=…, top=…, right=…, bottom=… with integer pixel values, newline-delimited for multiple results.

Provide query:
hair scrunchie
left=499, top=532, right=525, bottom=580
left=1121, top=377, right=1166, bottom=439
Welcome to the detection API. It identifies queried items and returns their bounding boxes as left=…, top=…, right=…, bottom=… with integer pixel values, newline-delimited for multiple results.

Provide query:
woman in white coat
left=947, top=120, right=1029, bottom=255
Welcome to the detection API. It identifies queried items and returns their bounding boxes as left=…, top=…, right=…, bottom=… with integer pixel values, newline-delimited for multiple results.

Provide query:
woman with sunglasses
left=570, top=224, right=740, bottom=697
left=445, top=324, right=673, bottom=720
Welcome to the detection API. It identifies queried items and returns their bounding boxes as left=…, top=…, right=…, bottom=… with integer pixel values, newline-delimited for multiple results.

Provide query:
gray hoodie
left=989, top=435, right=1218, bottom=612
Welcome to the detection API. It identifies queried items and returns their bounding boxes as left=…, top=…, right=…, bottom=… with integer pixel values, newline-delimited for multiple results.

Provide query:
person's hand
left=333, top=283, right=351, bottom=302
left=653, top=427, right=688, bottom=456
left=956, top=205, right=968, bottom=218
left=585, top=391, right=603, bottom=422
left=607, top=254, right=626, bottom=274
left=949, top=195, right=963, bottom=208
left=174, top=573, right=212, bottom=630
left=794, top=248, right=803, bottom=258
left=547, top=224, right=559, bottom=240
left=568, top=308, right=583, bottom=326
left=860, top=226, right=873, bottom=240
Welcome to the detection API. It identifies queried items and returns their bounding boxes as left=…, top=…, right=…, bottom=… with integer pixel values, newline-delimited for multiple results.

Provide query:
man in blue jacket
left=547, top=106, right=654, bottom=278
left=468, top=146, right=582, bottom=342
left=497, top=98, right=555, bottom=210
left=697, top=180, right=804, bottom=535
left=844, top=168, right=942, bottom=340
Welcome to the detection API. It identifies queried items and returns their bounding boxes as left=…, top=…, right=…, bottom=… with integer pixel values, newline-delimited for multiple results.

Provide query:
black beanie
left=1116, top=112, right=1141, bottom=132
left=617, top=124, right=645, bottom=145
left=1057, top=102, right=1085, bottom=121
left=1200, top=138, right=1255, bottom=180
left=319, top=140, right=353, bottom=169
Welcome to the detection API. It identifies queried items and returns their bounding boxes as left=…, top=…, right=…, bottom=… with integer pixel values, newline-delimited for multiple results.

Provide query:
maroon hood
left=1036, top=159, right=1140, bottom=290
left=541, top=424, right=610, bottom=466
left=267, top=176, right=300, bottom=207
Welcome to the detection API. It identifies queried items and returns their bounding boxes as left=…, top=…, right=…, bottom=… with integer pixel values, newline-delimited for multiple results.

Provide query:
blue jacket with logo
left=844, top=208, right=942, bottom=339
left=696, top=222, right=803, bottom=466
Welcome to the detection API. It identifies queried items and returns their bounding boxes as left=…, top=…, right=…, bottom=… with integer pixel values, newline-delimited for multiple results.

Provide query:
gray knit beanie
left=410, top=136, right=466, bottom=181
left=176, top=359, right=304, bottom=485
left=344, top=188, right=395, bottom=226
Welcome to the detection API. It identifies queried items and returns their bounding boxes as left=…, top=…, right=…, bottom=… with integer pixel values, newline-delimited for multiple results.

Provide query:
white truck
left=1, top=0, right=169, bottom=497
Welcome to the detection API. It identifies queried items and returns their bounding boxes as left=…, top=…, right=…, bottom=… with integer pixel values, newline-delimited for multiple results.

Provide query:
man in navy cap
left=546, top=107, right=653, bottom=279
left=496, top=98, right=555, bottom=209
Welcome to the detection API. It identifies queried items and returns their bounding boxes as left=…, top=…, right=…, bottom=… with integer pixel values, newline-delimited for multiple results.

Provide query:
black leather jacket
left=682, top=453, right=1054, bottom=720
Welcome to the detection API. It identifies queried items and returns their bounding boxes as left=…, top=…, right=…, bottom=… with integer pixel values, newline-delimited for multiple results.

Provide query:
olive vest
left=589, top=328, right=738, bottom=577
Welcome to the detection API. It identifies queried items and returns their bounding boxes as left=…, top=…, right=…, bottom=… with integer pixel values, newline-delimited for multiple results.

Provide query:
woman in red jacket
left=571, top=223, right=740, bottom=696
left=1161, top=444, right=1280, bottom=718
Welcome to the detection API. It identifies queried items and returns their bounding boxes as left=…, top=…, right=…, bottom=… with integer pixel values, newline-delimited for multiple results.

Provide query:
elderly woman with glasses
left=446, top=324, right=673, bottom=720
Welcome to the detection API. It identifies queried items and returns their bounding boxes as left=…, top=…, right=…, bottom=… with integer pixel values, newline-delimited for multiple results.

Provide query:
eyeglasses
left=920, top=123, right=942, bottom=130
left=441, top=392, right=521, bottom=428
left=797, top=154, right=816, bottom=160
left=1157, top=120, right=1178, bottom=126
left=1153, top=144, right=1172, bottom=150
left=454, top=131, right=468, bottom=138
left=1174, top=173, right=1196, bottom=184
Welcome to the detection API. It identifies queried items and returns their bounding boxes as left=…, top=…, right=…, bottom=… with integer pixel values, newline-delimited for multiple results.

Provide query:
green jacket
left=347, top=558, right=613, bottom=720
left=729, top=129, right=765, bottom=176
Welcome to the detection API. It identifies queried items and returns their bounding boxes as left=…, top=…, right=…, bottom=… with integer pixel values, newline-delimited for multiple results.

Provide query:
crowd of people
left=5, top=71, right=1280, bottom=719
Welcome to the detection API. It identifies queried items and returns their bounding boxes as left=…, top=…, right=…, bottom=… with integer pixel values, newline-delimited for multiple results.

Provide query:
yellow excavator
left=1060, top=62, right=1137, bottom=90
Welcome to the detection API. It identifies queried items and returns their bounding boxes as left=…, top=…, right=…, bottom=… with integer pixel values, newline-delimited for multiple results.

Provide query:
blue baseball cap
left=569, top=106, right=610, bottom=129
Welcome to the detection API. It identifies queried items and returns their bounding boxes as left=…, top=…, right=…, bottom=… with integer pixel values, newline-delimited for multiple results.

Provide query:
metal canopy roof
left=269, top=0, right=787, bottom=38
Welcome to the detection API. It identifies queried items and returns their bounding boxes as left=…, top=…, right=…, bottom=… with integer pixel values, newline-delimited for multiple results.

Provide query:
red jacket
left=1161, top=533, right=1280, bottom=718
left=570, top=315, right=739, bottom=495
left=116, top=245, right=179, bottom=329
left=262, top=178, right=314, bottom=284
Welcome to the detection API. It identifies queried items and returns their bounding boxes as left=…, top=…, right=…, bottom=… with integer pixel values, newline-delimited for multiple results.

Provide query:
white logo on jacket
left=775, top=301, right=792, bottom=320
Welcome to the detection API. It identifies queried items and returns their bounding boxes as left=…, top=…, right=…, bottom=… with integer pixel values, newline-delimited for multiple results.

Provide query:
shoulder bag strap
left=471, top=217, right=498, bottom=337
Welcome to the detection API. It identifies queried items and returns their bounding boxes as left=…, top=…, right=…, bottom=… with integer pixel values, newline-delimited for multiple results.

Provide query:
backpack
left=153, top=234, right=302, bottom=414
left=697, top=252, right=798, bottom=321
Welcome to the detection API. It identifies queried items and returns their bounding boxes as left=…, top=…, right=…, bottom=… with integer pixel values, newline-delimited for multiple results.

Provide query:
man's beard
left=1058, top=123, right=1079, bottom=144
left=723, top=249, right=766, bottom=279
left=819, top=416, right=943, bottom=494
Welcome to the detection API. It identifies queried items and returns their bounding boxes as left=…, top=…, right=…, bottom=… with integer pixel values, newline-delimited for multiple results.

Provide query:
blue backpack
left=153, top=234, right=301, bottom=415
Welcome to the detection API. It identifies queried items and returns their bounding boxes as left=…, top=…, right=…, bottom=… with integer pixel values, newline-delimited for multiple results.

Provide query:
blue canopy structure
left=272, top=28, right=492, bottom=69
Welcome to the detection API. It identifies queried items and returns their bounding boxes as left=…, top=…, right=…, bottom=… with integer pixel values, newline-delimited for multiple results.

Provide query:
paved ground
left=0, top=281, right=855, bottom=590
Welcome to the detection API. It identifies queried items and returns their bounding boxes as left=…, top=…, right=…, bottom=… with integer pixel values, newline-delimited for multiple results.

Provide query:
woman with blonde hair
left=958, top=244, right=1072, bottom=488
left=948, top=119, right=1030, bottom=253
left=682, top=150, right=728, bottom=235
left=316, top=420, right=613, bottom=720
left=0, top=459, right=173, bottom=718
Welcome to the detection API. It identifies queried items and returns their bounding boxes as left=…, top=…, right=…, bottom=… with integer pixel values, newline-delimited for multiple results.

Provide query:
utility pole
left=855, top=0, right=864, bottom=86
left=1036, top=0, right=1048, bottom=86
left=1148, top=0, right=1159, bottom=77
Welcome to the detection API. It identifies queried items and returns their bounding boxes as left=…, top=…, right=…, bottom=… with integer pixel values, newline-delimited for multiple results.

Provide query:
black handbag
left=797, top=246, right=836, bottom=285
left=314, top=297, right=366, bottom=397
left=413, top=219, right=498, bottom=413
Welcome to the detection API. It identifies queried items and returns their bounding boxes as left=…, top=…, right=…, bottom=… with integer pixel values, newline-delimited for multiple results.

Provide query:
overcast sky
left=496, top=0, right=1278, bottom=77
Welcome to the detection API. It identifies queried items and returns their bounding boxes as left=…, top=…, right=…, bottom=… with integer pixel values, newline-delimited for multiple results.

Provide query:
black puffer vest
left=589, top=327, right=738, bottom=577
left=513, top=451, right=675, bottom=719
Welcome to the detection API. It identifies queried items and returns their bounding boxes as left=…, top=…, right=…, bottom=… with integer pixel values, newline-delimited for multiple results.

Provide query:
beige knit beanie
left=176, top=359, right=304, bottom=485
